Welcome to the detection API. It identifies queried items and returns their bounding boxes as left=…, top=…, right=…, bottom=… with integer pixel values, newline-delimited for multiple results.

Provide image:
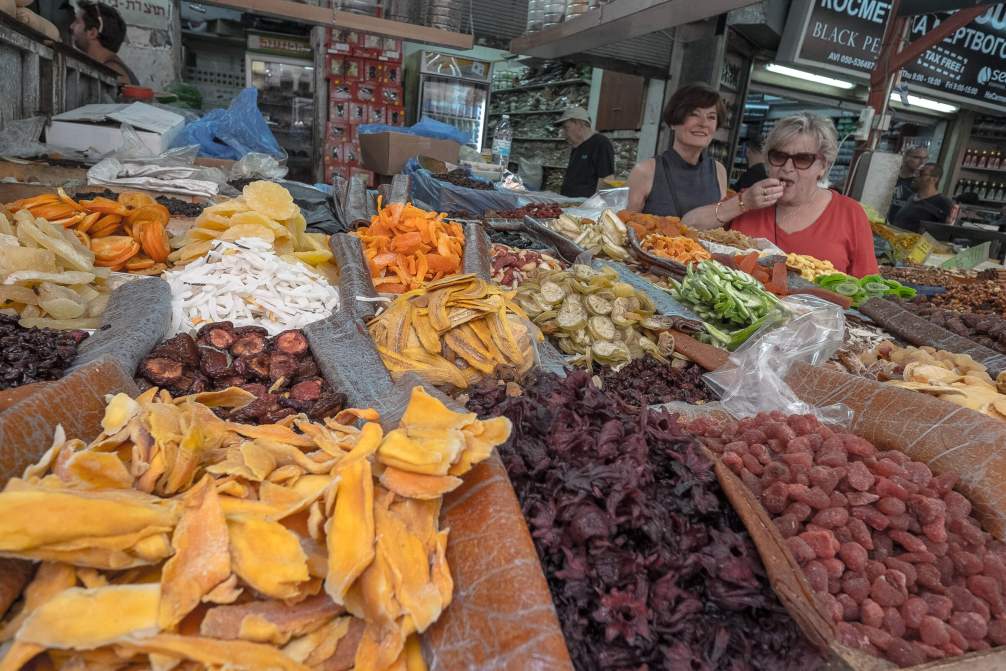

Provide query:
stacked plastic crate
left=324, top=29, right=405, bottom=186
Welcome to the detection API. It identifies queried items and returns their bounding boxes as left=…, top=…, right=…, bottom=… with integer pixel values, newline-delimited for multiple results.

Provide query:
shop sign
left=99, top=0, right=172, bottom=31
left=247, top=33, right=312, bottom=59
left=778, top=0, right=1006, bottom=111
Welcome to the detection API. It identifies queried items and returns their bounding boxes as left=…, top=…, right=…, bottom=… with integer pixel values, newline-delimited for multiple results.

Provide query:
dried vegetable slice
left=368, top=274, right=539, bottom=389
left=0, top=384, right=510, bottom=671
left=353, top=199, right=465, bottom=293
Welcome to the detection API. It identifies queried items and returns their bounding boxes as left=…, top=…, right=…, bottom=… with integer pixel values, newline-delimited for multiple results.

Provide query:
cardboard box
left=46, top=103, right=185, bottom=155
left=359, top=132, right=460, bottom=175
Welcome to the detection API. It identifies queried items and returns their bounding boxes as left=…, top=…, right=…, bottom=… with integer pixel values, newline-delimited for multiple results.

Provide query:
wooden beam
left=510, top=0, right=758, bottom=59
left=196, top=0, right=474, bottom=50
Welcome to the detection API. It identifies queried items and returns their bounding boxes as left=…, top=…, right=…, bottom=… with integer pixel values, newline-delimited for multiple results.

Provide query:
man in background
left=734, top=136, right=768, bottom=191
left=556, top=106, right=614, bottom=198
left=893, top=163, right=953, bottom=233
left=68, top=1, right=139, bottom=86
left=888, top=145, right=929, bottom=222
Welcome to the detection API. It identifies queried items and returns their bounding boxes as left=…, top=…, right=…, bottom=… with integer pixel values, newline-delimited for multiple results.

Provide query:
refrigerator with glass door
left=405, top=50, right=491, bottom=149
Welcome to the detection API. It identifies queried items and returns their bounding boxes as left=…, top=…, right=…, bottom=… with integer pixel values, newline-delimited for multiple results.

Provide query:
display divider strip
left=69, top=277, right=171, bottom=376
left=521, top=215, right=585, bottom=265
left=462, top=222, right=492, bottom=281
left=860, top=297, right=1006, bottom=376
left=330, top=232, right=381, bottom=321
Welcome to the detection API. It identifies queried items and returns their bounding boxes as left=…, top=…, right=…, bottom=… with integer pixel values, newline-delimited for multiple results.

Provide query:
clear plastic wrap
left=0, top=117, right=51, bottom=159
left=704, top=294, right=852, bottom=426
left=228, top=152, right=288, bottom=181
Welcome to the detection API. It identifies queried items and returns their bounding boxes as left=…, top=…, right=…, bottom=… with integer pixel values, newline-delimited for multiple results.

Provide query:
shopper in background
left=892, top=163, right=953, bottom=233
left=557, top=107, right=614, bottom=198
left=69, top=1, right=139, bottom=86
left=887, top=145, right=929, bottom=222
left=710, top=113, right=878, bottom=277
left=626, top=83, right=727, bottom=220
left=734, top=135, right=769, bottom=191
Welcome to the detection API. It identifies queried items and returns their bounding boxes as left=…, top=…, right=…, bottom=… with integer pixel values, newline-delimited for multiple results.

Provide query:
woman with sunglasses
left=707, top=113, right=878, bottom=277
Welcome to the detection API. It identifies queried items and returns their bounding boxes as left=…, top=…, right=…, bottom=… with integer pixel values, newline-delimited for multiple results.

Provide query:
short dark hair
left=747, top=135, right=765, bottom=153
left=78, top=1, right=128, bottom=52
left=662, top=83, right=727, bottom=130
left=921, top=162, right=943, bottom=179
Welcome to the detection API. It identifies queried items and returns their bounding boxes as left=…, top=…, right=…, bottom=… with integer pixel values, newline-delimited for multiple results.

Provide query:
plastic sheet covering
left=170, top=88, right=285, bottom=160
left=0, top=117, right=64, bottom=160
left=358, top=117, right=470, bottom=145
left=268, top=180, right=339, bottom=233
left=345, top=175, right=372, bottom=229
left=228, top=152, right=287, bottom=181
left=563, top=187, right=629, bottom=220
left=328, top=233, right=380, bottom=320
left=462, top=223, right=492, bottom=281
left=68, top=277, right=171, bottom=376
left=705, top=295, right=851, bottom=425
left=410, top=168, right=522, bottom=216
left=860, top=297, right=1006, bottom=377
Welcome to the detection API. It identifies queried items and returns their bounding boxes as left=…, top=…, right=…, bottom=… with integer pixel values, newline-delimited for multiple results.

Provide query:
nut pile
left=138, top=321, right=345, bottom=424
left=490, top=244, right=563, bottom=288
left=691, top=412, right=1006, bottom=667
left=0, top=314, right=88, bottom=389
left=924, top=283, right=1006, bottom=316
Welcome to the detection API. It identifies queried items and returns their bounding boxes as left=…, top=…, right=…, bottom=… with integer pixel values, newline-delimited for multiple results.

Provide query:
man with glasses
left=68, top=1, right=139, bottom=86
left=887, top=145, right=929, bottom=223
left=893, top=163, right=953, bottom=233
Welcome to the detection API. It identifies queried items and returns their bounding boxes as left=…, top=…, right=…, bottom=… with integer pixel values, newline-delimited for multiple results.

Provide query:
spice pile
left=0, top=314, right=87, bottom=390
left=6, top=190, right=171, bottom=275
left=549, top=210, right=629, bottom=260
left=691, top=412, right=1006, bottom=667
left=489, top=203, right=562, bottom=220
left=895, top=300, right=1006, bottom=355
left=596, top=356, right=712, bottom=406
left=0, top=210, right=112, bottom=329
left=170, top=181, right=334, bottom=277
left=490, top=244, right=563, bottom=288
left=137, top=322, right=345, bottom=423
left=434, top=169, right=494, bottom=190
left=0, top=385, right=509, bottom=670
left=516, top=264, right=675, bottom=368
left=369, top=274, right=538, bottom=389
left=354, top=200, right=465, bottom=293
left=163, top=238, right=340, bottom=336
left=640, top=233, right=710, bottom=264
left=467, top=372, right=824, bottom=671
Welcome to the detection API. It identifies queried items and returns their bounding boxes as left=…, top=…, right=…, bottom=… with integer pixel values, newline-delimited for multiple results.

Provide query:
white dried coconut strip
left=162, top=238, right=340, bottom=336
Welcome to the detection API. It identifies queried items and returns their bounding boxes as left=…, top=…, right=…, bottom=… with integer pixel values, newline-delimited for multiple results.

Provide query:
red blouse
left=730, top=192, right=879, bottom=277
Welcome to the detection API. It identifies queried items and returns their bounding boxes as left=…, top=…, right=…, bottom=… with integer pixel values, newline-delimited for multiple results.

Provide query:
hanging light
left=765, top=63, right=856, bottom=90
left=888, top=92, right=957, bottom=114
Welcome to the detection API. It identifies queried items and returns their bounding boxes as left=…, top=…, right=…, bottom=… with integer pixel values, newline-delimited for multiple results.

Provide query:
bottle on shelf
left=964, top=148, right=975, bottom=167
left=491, top=114, right=512, bottom=166
left=994, top=151, right=1003, bottom=170
left=978, top=181, right=990, bottom=200
left=978, top=151, right=989, bottom=169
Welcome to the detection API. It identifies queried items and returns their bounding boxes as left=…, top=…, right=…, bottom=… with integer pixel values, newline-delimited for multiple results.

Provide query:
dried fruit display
left=515, top=264, right=676, bottom=369
left=691, top=412, right=1006, bottom=667
left=163, top=238, right=340, bottom=336
left=489, top=203, right=563, bottom=220
left=434, top=169, right=494, bottom=190
left=923, top=283, right=1006, bottom=316
left=0, top=314, right=87, bottom=389
left=548, top=210, right=629, bottom=260
left=596, top=356, right=713, bottom=406
left=696, top=227, right=761, bottom=250
left=895, top=300, right=1006, bottom=355
left=353, top=200, right=465, bottom=294
left=82, top=189, right=205, bottom=217
left=787, top=253, right=838, bottom=282
left=6, top=189, right=171, bottom=275
left=490, top=243, right=563, bottom=288
left=816, top=273, right=916, bottom=307
left=0, top=385, right=509, bottom=670
left=640, top=233, right=710, bottom=264
left=369, top=274, right=538, bottom=389
left=170, top=181, right=334, bottom=276
left=616, top=210, right=691, bottom=239
left=485, top=227, right=551, bottom=250
left=880, top=265, right=973, bottom=288
left=0, top=210, right=112, bottom=330
left=137, top=321, right=344, bottom=423
left=466, top=372, right=824, bottom=671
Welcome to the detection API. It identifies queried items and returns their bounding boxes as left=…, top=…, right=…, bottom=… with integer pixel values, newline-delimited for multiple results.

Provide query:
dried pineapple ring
left=92, top=235, right=138, bottom=261
left=242, top=181, right=298, bottom=221
left=117, top=191, right=158, bottom=211
left=203, top=197, right=249, bottom=216
left=219, top=224, right=277, bottom=243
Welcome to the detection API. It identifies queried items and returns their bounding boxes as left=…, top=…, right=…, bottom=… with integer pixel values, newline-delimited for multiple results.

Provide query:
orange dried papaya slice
left=80, top=197, right=128, bottom=216
left=77, top=211, right=102, bottom=233
left=117, top=191, right=158, bottom=211
left=128, top=204, right=170, bottom=227
left=140, top=223, right=170, bottom=263
left=92, top=235, right=139, bottom=262
left=125, top=255, right=156, bottom=271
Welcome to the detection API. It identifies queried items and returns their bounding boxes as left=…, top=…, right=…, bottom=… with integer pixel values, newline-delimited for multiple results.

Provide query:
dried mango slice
left=400, top=387, right=476, bottom=435
left=0, top=562, right=76, bottom=642
left=0, top=641, right=44, bottom=671
left=353, top=620, right=406, bottom=671
left=203, top=197, right=249, bottom=216
left=404, top=634, right=427, bottom=671
left=158, top=476, right=230, bottom=629
left=200, top=594, right=342, bottom=644
left=15, top=584, right=160, bottom=649
left=101, top=393, right=141, bottom=435
left=282, top=617, right=351, bottom=666
left=376, top=428, right=464, bottom=477
left=375, top=504, right=441, bottom=633
left=181, top=387, right=256, bottom=410
left=116, top=633, right=310, bottom=671
left=243, top=181, right=298, bottom=221
left=228, top=514, right=309, bottom=600
left=62, top=451, right=133, bottom=490
left=202, top=574, right=242, bottom=605
left=324, top=458, right=374, bottom=605
left=378, top=467, right=462, bottom=500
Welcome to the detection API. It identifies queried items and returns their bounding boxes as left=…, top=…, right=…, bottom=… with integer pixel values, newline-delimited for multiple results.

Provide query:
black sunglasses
left=767, top=150, right=822, bottom=170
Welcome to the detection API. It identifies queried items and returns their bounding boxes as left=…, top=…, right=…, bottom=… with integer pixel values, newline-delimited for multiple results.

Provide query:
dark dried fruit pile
left=485, top=228, right=550, bottom=250
left=895, top=298, right=1006, bottom=355
left=490, top=203, right=563, bottom=220
left=690, top=411, right=1006, bottom=667
left=434, top=169, right=494, bottom=190
left=137, top=321, right=345, bottom=424
left=0, top=314, right=88, bottom=390
left=596, top=356, right=713, bottom=406
left=923, top=283, right=1006, bottom=316
left=467, top=371, right=823, bottom=671
left=84, top=188, right=204, bottom=216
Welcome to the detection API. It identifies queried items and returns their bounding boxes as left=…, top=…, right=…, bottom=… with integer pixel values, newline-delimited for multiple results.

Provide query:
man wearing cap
left=556, top=106, right=614, bottom=198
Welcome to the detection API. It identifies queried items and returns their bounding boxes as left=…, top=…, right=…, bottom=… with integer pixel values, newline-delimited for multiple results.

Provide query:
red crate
left=353, top=82, right=378, bottom=103
left=349, top=102, right=367, bottom=125
left=329, top=100, right=350, bottom=123
left=382, top=63, right=401, bottom=85
left=368, top=104, right=386, bottom=124
left=330, top=82, right=353, bottom=102
left=379, top=84, right=402, bottom=107
left=386, top=106, right=405, bottom=127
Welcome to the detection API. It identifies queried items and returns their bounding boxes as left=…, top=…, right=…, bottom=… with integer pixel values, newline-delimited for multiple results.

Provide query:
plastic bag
left=0, top=117, right=48, bottom=158
left=517, top=158, right=543, bottom=191
left=170, top=88, right=285, bottom=160
left=358, top=117, right=469, bottom=145
left=703, top=294, right=852, bottom=426
left=87, top=137, right=232, bottom=199
left=229, top=152, right=288, bottom=181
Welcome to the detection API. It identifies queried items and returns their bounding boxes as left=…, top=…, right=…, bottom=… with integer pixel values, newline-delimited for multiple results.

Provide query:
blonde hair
left=766, top=113, right=839, bottom=168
